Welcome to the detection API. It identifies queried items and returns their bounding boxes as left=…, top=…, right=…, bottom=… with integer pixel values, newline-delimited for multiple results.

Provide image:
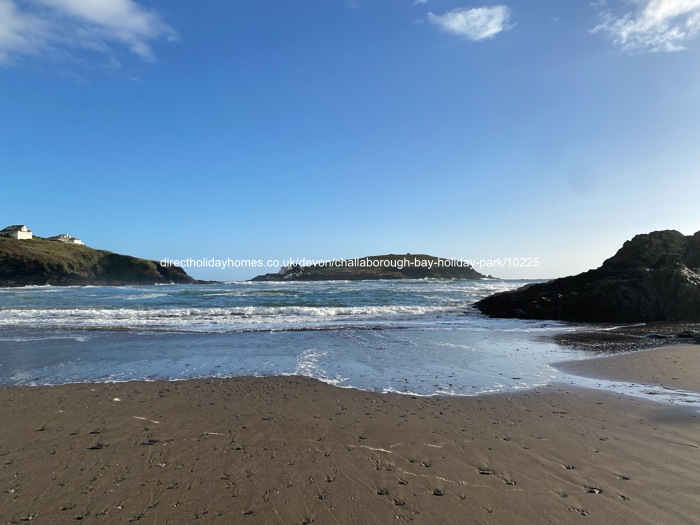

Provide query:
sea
left=0, top=280, right=579, bottom=390
left=0, top=279, right=696, bottom=405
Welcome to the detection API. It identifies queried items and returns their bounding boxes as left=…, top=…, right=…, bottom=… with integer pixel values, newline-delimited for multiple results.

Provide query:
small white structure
left=49, top=233, right=84, bottom=245
left=1, top=225, right=33, bottom=240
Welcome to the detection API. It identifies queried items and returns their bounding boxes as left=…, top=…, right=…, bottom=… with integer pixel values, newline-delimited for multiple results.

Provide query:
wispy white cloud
left=592, top=0, right=700, bottom=52
left=0, top=1, right=47, bottom=62
left=428, top=6, right=512, bottom=41
left=413, top=0, right=428, bottom=5
left=0, top=0, right=176, bottom=65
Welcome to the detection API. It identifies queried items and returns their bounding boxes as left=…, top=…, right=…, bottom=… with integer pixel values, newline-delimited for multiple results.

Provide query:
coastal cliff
left=252, top=254, right=488, bottom=281
left=476, top=230, right=700, bottom=323
left=0, top=236, right=195, bottom=287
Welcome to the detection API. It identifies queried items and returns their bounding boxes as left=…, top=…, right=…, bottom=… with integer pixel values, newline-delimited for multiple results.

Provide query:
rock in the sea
left=476, top=230, right=700, bottom=323
left=251, top=254, right=487, bottom=281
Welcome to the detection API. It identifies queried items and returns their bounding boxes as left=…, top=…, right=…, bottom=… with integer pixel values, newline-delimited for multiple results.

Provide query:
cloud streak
left=592, top=0, right=700, bottom=52
left=428, top=6, right=512, bottom=41
left=0, top=0, right=175, bottom=65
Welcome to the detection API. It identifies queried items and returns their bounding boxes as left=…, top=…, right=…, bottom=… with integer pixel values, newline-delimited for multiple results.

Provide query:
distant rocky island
left=252, top=254, right=488, bottom=281
left=0, top=234, right=196, bottom=287
left=477, top=230, right=700, bottom=323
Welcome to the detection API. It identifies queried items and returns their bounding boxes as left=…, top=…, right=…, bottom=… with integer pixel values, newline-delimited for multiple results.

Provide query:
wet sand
left=1, top=346, right=699, bottom=524
left=556, top=344, right=700, bottom=393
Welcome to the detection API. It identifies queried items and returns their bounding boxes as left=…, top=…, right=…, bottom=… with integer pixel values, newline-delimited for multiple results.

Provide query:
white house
left=48, top=233, right=84, bottom=245
left=1, top=225, right=33, bottom=240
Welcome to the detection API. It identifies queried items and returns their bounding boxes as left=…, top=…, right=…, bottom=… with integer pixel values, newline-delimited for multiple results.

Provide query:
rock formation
left=252, top=254, right=487, bottom=281
left=0, top=236, right=196, bottom=287
left=476, top=230, right=700, bottom=322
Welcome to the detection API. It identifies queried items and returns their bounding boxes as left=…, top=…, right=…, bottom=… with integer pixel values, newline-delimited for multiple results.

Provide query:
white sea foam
left=0, top=304, right=474, bottom=332
left=0, top=334, right=91, bottom=342
left=124, top=293, right=168, bottom=300
left=0, top=280, right=605, bottom=394
left=0, top=305, right=580, bottom=334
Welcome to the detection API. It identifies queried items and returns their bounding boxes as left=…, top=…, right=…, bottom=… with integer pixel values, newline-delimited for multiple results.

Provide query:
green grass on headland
left=0, top=236, right=195, bottom=287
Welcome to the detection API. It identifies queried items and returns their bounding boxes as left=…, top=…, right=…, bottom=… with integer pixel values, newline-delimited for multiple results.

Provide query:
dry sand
left=1, top=346, right=699, bottom=524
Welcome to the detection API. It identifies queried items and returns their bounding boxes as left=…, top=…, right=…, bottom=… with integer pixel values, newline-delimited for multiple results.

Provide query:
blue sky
left=1, top=0, right=699, bottom=280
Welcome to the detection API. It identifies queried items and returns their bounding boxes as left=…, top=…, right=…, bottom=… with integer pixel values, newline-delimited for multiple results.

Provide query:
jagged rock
left=476, top=230, right=700, bottom=323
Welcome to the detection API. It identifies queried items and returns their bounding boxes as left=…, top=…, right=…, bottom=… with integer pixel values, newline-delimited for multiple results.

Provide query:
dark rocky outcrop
left=0, top=236, right=196, bottom=287
left=476, top=230, right=700, bottom=323
left=252, top=254, right=488, bottom=281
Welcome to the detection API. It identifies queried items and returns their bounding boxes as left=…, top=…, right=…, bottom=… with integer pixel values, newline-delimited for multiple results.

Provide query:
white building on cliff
left=49, top=233, right=84, bottom=245
left=1, top=225, right=33, bottom=240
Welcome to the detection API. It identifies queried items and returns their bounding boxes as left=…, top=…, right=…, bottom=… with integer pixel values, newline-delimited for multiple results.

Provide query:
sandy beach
left=1, top=346, right=699, bottom=525
left=556, top=344, right=700, bottom=393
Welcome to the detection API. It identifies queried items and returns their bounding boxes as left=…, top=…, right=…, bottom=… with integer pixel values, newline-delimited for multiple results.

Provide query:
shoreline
left=555, top=344, right=700, bottom=393
left=2, top=346, right=699, bottom=524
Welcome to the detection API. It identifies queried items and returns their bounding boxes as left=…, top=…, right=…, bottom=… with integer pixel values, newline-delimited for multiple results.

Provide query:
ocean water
left=0, top=279, right=533, bottom=333
left=0, top=279, right=601, bottom=395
